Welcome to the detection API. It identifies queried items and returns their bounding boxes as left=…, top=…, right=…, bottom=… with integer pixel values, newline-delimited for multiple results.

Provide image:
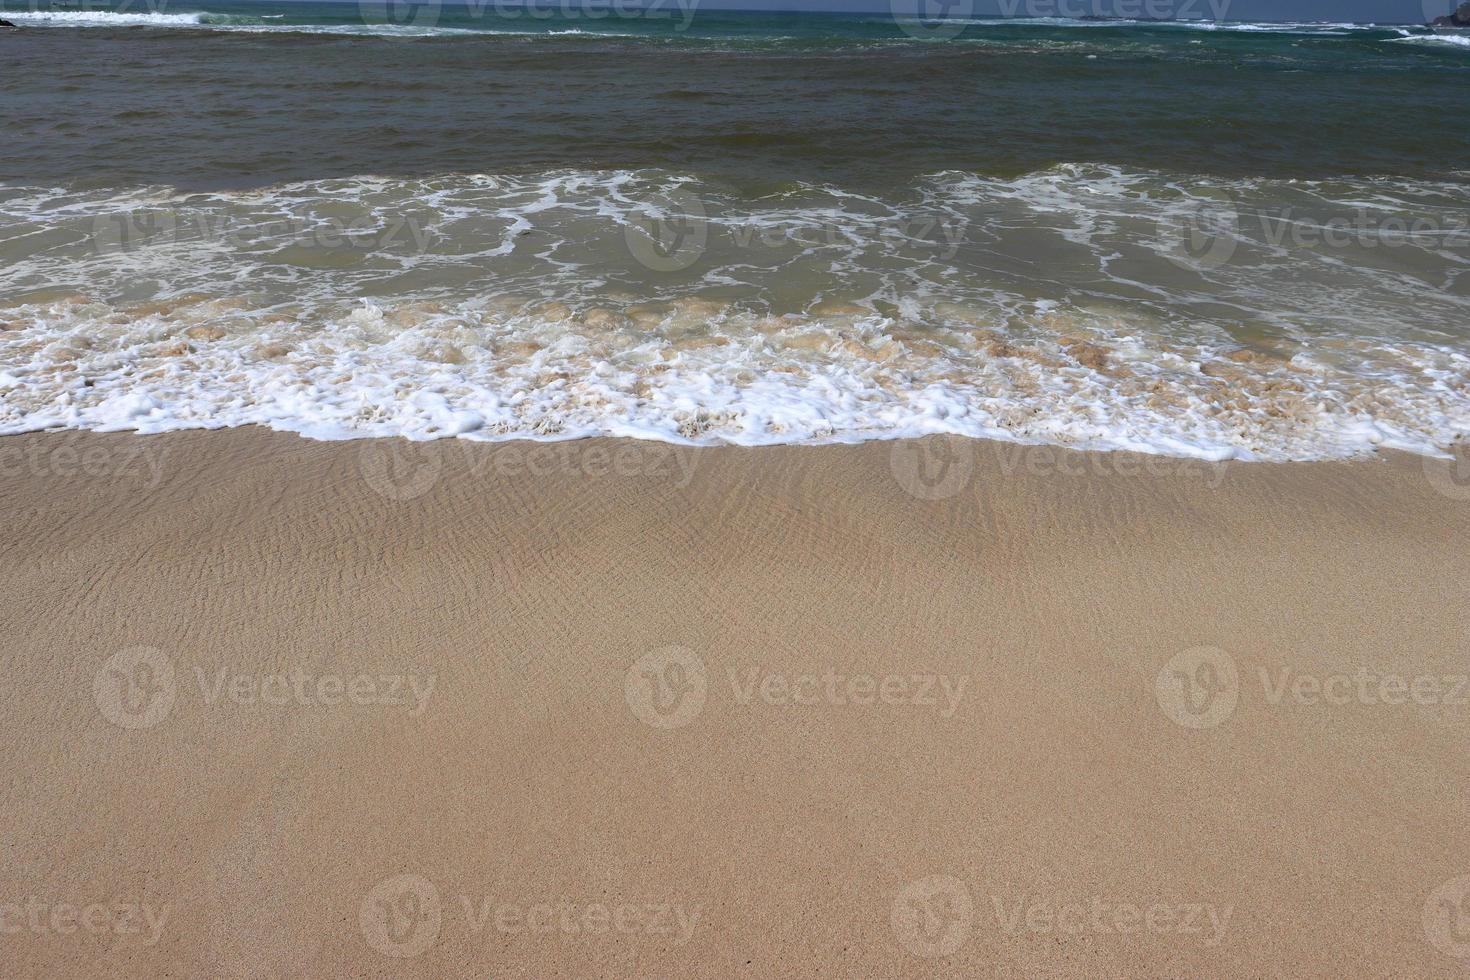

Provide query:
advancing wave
left=0, top=167, right=1467, bottom=460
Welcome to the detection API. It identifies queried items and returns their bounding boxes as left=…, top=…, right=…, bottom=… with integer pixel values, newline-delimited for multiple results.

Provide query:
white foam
left=3, top=9, right=213, bottom=27
left=1394, top=33, right=1470, bottom=48
left=1, top=8, right=507, bottom=35
left=0, top=168, right=1467, bottom=462
left=0, top=291, right=1464, bottom=462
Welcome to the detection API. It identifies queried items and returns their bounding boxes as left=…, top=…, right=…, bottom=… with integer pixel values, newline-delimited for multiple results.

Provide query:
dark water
left=1, top=6, right=1468, bottom=190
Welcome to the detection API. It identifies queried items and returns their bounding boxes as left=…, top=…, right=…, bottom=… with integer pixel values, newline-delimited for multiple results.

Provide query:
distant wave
left=0, top=8, right=388, bottom=28
left=886, top=16, right=1378, bottom=33
left=0, top=8, right=496, bottom=35
left=0, top=8, right=659, bottom=36
left=1, top=9, right=251, bottom=27
left=1163, top=20, right=1369, bottom=33
left=0, top=9, right=1432, bottom=43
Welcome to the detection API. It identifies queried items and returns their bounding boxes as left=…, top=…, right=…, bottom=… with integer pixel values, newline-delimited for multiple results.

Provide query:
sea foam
left=0, top=168, right=1466, bottom=461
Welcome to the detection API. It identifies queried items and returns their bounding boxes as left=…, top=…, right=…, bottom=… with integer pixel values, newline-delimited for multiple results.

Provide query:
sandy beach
left=0, top=428, right=1465, bottom=976
left=5, top=3, right=1469, bottom=976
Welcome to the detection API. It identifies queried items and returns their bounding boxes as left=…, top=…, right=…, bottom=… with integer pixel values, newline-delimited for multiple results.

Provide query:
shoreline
left=0, top=409, right=1464, bottom=467
left=1, top=427, right=1468, bottom=975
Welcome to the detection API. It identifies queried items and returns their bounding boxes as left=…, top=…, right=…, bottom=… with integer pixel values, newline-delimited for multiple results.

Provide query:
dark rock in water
left=0, top=19, right=18, bottom=28
left=1431, top=1, right=1470, bottom=26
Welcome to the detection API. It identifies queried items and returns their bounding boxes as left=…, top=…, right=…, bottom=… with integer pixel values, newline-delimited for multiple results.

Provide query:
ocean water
left=1, top=4, right=1468, bottom=459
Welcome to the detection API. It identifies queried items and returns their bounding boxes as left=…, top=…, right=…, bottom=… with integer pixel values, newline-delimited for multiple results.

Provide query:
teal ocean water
left=0, top=5, right=1467, bottom=458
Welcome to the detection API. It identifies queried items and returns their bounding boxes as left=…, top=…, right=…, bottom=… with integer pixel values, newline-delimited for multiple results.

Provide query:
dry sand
left=1, top=427, right=1468, bottom=977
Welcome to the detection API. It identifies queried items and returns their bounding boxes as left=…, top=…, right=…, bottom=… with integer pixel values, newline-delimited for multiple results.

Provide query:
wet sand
left=1, top=427, right=1468, bottom=976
